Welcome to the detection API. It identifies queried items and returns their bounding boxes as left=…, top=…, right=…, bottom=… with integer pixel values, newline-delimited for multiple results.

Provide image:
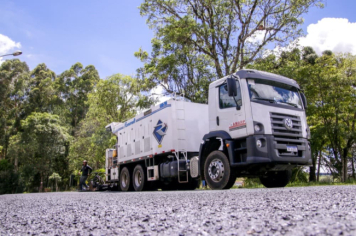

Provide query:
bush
left=0, top=159, right=22, bottom=194
left=243, top=178, right=263, bottom=188
left=88, top=168, right=106, bottom=182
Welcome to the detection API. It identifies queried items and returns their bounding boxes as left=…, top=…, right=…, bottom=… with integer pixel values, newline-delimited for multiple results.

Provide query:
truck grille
left=270, top=112, right=302, bottom=137
left=270, top=112, right=305, bottom=157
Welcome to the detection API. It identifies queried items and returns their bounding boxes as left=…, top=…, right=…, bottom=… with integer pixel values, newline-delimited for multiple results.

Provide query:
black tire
left=223, top=171, right=237, bottom=189
left=259, top=170, right=292, bottom=188
left=204, top=151, right=234, bottom=190
left=120, top=167, right=131, bottom=192
left=132, top=164, right=147, bottom=191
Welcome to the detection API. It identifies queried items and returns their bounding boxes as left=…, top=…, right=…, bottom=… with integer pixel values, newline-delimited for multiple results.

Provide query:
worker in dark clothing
left=79, top=160, right=92, bottom=191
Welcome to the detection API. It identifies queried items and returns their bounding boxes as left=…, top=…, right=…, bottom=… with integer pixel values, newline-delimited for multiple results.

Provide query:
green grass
left=239, top=176, right=356, bottom=189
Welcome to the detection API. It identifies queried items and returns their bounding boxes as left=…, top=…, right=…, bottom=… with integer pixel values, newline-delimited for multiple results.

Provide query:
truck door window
left=219, top=81, right=242, bottom=109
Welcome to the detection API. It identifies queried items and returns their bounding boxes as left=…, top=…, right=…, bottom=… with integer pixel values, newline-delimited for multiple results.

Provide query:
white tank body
left=108, top=99, right=209, bottom=164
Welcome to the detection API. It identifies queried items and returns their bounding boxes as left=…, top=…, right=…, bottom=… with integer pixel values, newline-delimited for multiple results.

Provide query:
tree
left=26, top=63, right=60, bottom=114
left=8, top=112, right=70, bottom=191
left=49, top=172, right=62, bottom=191
left=56, top=63, right=100, bottom=134
left=312, top=53, right=356, bottom=182
left=139, top=0, right=322, bottom=79
left=0, top=59, right=30, bottom=163
left=69, top=74, right=153, bottom=170
left=0, top=159, right=21, bottom=194
left=136, top=40, right=216, bottom=103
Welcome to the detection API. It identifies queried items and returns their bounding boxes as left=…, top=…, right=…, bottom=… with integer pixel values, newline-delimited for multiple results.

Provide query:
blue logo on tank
left=153, top=120, right=168, bottom=144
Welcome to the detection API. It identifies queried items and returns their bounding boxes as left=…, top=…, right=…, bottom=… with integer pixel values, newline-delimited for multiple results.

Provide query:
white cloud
left=150, top=85, right=171, bottom=105
left=247, top=30, right=267, bottom=43
left=299, top=18, right=356, bottom=55
left=0, top=34, right=21, bottom=64
left=149, top=84, right=191, bottom=106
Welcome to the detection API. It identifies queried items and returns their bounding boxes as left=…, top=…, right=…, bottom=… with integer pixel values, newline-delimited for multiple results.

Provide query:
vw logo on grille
left=284, top=118, right=293, bottom=130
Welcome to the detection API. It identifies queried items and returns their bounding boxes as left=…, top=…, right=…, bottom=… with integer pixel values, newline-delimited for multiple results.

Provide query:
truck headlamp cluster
left=254, top=124, right=261, bottom=132
left=254, top=123, right=264, bottom=133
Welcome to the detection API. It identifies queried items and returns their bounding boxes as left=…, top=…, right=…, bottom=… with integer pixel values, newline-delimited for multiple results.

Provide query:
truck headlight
left=253, top=122, right=264, bottom=133
left=254, top=124, right=261, bottom=132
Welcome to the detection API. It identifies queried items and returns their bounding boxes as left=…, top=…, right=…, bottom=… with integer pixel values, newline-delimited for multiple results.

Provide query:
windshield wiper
left=252, top=97, right=276, bottom=103
left=277, top=101, right=298, bottom=108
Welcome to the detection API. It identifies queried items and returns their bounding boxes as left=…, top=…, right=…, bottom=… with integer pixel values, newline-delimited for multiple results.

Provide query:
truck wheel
left=204, top=151, right=234, bottom=190
left=259, top=170, right=292, bottom=188
left=120, top=167, right=131, bottom=191
left=223, top=172, right=237, bottom=189
left=132, top=164, right=146, bottom=191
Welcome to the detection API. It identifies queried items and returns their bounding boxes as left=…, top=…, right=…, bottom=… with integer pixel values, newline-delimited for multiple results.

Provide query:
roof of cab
left=209, top=69, right=300, bottom=89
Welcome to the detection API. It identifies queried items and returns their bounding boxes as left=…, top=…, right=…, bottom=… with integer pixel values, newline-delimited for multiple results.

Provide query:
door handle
left=216, top=116, right=219, bottom=126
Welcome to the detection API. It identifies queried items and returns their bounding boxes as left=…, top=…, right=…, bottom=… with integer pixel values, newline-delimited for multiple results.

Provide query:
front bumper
left=225, top=134, right=312, bottom=167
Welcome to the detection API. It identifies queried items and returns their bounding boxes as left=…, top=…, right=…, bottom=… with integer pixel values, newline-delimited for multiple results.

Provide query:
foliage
left=68, top=74, right=154, bottom=171
left=56, top=63, right=100, bottom=134
left=136, top=40, right=216, bottom=103
left=49, top=172, right=62, bottom=191
left=290, top=167, right=309, bottom=183
left=8, top=112, right=70, bottom=191
left=88, top=168, right=106, bottom=183
left=136, top=0, right=322, bottom=101
left=0, top=159, right=22, bottom=194
left=0, top=59, right=30, bottom=161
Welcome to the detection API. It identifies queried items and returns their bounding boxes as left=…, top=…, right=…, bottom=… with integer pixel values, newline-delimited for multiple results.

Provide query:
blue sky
left=1, top=0, right=356, bottom=79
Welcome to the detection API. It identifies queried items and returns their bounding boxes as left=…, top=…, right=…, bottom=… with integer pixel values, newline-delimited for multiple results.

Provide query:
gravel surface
left=1, top=185, right=356, bottom=235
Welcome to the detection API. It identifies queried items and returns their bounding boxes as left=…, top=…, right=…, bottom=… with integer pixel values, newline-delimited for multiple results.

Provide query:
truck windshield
left=248, top=78, right=303, bottom=109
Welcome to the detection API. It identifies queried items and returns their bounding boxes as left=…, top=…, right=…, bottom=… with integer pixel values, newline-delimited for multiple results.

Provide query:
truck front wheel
left=259, top=170, right=292, bottom=188
left=204, top=151, right=236, bottom=190
left=120, top=167, right=131, bottom=191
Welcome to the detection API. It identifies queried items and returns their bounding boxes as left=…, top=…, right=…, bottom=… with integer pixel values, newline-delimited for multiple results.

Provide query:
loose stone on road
left=1, top=186, right=356, bottom=235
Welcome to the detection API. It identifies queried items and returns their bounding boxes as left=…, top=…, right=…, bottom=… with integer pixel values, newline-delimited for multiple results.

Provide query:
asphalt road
left=1, top=186, right=356, bottom=235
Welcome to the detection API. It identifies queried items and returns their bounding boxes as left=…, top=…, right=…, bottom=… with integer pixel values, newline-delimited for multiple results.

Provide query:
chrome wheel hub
left=208, top=159, right=225, bottom=182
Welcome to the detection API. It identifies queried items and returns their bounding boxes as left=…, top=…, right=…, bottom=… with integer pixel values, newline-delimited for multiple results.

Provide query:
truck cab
left=199, top=69, right=311, bottom=189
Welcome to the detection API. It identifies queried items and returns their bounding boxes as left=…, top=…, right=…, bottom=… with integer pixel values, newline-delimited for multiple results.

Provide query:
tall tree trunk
left=317, top=150, right=322, bottom=182
left=309, top=152, right=317, bottom=182
left=39, top=175, right=43, bottom=192
left=14, top=155, right=18, bottom=172
left=352, top=157, right=355, bottom=180
left=342, top=147, right=349, bottom=182
left=341, top=156, right=347, bottom=182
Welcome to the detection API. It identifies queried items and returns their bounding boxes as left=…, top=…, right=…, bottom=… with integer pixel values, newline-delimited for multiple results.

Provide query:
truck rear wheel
left=120, top=167, right=131, bottom=191
left=259, top=170, right=292, bottom=188
left=132, top=164, right=146, bottom=191
left=204, top=151, right=235, bottom=190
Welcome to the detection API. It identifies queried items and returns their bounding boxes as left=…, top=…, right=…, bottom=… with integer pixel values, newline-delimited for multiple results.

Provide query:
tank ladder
left=174, top=94, right=189, bottom=183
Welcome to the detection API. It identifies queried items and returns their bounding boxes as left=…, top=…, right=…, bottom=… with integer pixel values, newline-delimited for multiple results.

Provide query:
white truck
left=105, top=69, right=311, bottom=191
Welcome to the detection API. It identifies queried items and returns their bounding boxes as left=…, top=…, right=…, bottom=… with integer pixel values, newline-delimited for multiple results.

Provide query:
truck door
left=216, top=80, right=247, bottom=139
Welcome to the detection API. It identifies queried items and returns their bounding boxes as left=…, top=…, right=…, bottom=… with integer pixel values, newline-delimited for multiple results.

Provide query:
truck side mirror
left=301, top=92, right=307, bottom=109
left=226, top=77, right=237, bottom=97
